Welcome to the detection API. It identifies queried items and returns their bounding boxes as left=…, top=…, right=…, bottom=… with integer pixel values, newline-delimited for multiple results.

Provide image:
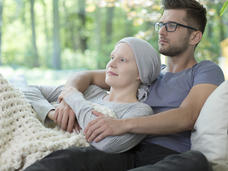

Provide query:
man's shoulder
left=194, top=60, right=221, bottom=70
left=193, top=60, right=224, bottom=76
left=193, top=60, right=224, bottom=86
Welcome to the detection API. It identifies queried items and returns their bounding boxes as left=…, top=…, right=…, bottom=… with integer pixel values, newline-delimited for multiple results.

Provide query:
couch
left=191, top=80, right=228, bottom=171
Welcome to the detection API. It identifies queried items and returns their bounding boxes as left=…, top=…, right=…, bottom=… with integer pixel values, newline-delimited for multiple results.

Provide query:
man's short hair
left=162, top=0, right=207, bottom=34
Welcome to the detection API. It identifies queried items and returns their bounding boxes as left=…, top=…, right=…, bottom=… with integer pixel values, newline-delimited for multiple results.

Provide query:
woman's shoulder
left=122, top=102, right=153, bottom=118
left=84, top=85, right=107, bottom=100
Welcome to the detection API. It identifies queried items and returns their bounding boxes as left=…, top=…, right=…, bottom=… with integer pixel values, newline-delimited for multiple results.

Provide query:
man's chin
left=159, top=48, right=168, bottom=56
left=159, top=49, right=174, bottom=57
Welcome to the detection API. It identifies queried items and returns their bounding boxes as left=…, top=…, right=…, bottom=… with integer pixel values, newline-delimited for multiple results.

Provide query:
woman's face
left=105, top=43, right=140, bottom=88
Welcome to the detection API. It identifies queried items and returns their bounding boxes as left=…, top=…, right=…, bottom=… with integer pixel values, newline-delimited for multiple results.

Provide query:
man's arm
left=85, top=83, right=217, bottom=142
left=126, top=83, right=217, bottom=134
left=63, top=70, right=108, bottom=93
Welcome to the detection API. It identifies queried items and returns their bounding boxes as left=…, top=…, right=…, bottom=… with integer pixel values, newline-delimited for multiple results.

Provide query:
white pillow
left=191, top=81, right=228, bottom=171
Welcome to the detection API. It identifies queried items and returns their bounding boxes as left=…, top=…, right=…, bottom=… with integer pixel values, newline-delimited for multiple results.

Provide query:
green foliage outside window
left=220, top=1, right=228, bottom=16
left=0, top=0, right=227, bottom=71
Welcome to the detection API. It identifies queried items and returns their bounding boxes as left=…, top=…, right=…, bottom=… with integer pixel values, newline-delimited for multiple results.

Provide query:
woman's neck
left=104, top=86, right=138, bottom=103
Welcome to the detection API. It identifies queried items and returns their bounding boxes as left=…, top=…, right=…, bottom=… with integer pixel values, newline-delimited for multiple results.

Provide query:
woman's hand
left=58, top=87, right=79, bottom=102
left=48, top=109, right=55, bottom=121
left=53, top=87, right=81, bottom=133
left=84, top=111, right=128, bottom=143
left=54, top=100, right=81, bottom=133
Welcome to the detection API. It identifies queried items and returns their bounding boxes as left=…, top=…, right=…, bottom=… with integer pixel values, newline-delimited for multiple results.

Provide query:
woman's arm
left=22, top=85, right=63, bottom=123
left=54, top=70, right=108, bottom=131
left=62, top=87, right=152, bottom=153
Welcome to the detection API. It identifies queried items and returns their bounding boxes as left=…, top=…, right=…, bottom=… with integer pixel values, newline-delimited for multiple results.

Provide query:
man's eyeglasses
left=155, top=22, right=198, bottom=32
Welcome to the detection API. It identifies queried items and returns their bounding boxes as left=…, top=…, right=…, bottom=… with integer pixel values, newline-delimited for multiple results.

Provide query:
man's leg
left=24, top=146, right=135, bottom=171
left=129, top=150, right=212, bottom=171
left=134, top=143, right=179, bottom=167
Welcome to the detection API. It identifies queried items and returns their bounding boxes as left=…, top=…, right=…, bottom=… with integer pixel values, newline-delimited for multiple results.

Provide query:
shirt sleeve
left=193, top=61, right=225, bottom=86
left=64, top=88, right=153, bottom=153
left=22, top=85, right=63, bottom=123
left=63, top=90, right=97, bottom=130
left=83, top=84, right=106, bottom=100
left=91, top=104, right=153, bottom=153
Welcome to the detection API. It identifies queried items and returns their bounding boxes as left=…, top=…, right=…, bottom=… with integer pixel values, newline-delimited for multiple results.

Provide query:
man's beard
left=159, top=44, right=188, bottom=57
left=159, top=38, right=189, bottom=57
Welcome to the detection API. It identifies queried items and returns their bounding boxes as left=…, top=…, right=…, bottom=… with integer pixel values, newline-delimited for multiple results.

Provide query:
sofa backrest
left=191, top=80, right=228, bottom=171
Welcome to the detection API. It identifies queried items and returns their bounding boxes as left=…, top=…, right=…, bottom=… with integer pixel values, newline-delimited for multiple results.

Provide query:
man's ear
left=189, top=31, right=202, bottom=46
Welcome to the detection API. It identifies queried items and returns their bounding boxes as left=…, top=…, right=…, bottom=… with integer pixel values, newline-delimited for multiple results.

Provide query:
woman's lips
left=107, top=71, right=118, bottom=76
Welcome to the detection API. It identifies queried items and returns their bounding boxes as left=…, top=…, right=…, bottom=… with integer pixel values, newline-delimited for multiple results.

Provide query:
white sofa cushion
left=191, top=81, right=228, bottom=171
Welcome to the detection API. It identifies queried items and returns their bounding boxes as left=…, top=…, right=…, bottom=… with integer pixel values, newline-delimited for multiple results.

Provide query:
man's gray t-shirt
left=144, top=60, right=225, bottom=153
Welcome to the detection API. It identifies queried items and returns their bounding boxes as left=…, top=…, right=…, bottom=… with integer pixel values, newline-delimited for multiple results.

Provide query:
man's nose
left=159, top=25, right=167, bottom=35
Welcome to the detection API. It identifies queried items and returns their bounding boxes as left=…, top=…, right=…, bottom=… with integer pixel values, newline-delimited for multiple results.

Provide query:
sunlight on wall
left=219, top=57, right=228, bottom=80
left=221, top=39, right=228, bottom=80
left=160, top=54, right=167, bottom=66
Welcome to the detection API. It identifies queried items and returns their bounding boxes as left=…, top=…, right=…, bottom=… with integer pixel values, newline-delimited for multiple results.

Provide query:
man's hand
left=54, top=100, right=81, bottom=133
left=84, top=111, right=127, bottom=143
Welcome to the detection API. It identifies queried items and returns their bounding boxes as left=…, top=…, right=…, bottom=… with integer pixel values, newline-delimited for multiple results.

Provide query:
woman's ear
left=189, top=31, right=202, bottom=46
left=136, top=75, right=140, bottom=81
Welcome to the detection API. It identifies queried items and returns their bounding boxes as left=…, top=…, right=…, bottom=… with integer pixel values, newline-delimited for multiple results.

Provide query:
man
left=25, top=0, right=224, bottom=171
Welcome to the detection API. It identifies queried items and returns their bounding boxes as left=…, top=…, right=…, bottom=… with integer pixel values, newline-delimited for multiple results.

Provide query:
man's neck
left=167, top=51, right=197, bottom=73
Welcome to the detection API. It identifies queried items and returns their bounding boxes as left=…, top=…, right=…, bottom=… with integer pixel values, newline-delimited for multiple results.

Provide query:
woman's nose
left=107, top=58, right=117, bottom=69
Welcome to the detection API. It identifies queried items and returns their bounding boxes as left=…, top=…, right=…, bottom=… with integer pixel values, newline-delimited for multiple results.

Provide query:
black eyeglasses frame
left=155, top=21, right=198, bottom=32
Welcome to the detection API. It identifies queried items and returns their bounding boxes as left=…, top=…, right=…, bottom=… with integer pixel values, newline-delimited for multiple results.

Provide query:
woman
left=0, top=37, right=160, bottom=170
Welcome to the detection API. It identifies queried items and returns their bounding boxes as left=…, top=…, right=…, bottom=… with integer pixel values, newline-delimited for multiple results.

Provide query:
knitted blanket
left=0, top=74, right=115, bottom=171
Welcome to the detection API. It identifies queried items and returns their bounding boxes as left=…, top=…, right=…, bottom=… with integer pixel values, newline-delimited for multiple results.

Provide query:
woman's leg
left=24, top=146, right=135, bottom=171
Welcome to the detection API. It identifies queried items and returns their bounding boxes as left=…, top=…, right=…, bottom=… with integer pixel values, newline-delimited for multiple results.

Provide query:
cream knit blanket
left=0, top=74, right=115, bottom=171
